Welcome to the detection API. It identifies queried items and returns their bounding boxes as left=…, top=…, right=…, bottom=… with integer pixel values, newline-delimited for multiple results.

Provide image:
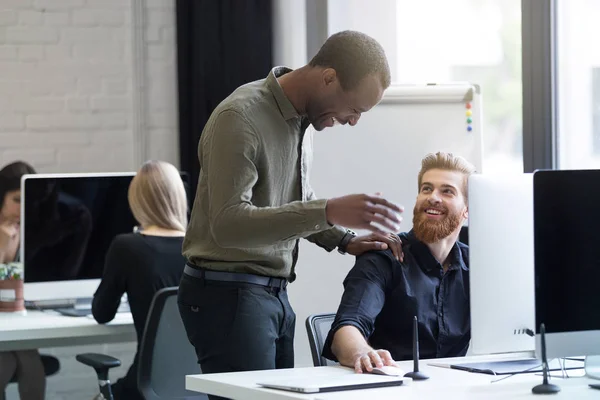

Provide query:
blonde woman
left=92, top=160, right=188, bottom=400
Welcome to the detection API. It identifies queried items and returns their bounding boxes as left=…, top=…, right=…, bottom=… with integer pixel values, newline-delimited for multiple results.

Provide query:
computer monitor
left=20, top=171, right=190, bottom=303
left=533, top=169, right=600, bottom=359
left=20, top=172, right=136, bottom=302
left=468, top=173, right=535, bottom=355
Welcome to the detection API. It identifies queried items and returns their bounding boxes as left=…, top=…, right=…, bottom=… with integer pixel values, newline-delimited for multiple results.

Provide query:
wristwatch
left=337, top=229, right=357, bottom=255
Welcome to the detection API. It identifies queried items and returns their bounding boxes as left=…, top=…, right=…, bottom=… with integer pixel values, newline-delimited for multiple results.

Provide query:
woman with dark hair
left=0, top=161, right=34, bottom=261
left=0, top=161, right=46, bottom=400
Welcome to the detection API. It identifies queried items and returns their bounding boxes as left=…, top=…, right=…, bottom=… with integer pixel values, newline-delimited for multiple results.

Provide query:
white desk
left=186, top=354, right=599, bottom=400
left=0, top=310, right=135, bottom=351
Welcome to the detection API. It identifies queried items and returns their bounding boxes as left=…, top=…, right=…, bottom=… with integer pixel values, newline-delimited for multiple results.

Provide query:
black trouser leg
left=178, top=274, right=295, bottom=400
left=275, top=289, right=296, bottom=369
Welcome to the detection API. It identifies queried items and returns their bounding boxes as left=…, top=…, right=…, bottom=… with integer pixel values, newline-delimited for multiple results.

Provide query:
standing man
left=178, top=30, right=403, bottom=391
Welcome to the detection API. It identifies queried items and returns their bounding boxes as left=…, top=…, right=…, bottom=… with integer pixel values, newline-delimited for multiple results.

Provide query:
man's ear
left=322, top=68, right=337, bottom=86
left=463, top=206, right=469, bottom=221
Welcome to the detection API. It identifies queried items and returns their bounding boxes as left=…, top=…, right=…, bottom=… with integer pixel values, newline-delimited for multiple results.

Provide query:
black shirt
left=92, top=233, right=185, bottom=399
left=322, top=230, right=470, bottom=362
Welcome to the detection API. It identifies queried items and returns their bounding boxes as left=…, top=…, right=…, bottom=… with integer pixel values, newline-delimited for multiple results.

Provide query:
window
left=328, top=0, right=523, bottom=173
left=556, top=0, right=600, bottom=169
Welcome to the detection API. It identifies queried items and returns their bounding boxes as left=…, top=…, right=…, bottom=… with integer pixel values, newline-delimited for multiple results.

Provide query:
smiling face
left=306, top=69, right=384, bottom=131
left=412, top=169, right=468, bottom=244
left=1, top=189, right=21, bottom=225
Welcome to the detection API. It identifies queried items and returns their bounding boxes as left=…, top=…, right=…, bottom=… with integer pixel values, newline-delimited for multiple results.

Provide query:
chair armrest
left=76, top=353, right=121, bottom=370
left=77, top=353, right=121, bottom=398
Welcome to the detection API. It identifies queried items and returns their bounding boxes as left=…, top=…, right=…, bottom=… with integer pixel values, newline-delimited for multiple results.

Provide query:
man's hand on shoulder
left=352, top=348, right=398, bottom=374
left=346, top=233, right=403, bottom=262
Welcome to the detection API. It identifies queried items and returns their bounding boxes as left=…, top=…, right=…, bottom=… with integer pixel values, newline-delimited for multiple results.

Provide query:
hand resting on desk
left=331, top=325, right=399, bottom=373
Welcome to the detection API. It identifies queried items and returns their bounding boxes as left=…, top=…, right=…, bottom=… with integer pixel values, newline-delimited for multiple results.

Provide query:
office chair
left=459, top=225, right=469, bottom=245
left=76, top=287, right=207, bottom=400
left=305, top=313, right=339, bottom=367
left=4, top=354, right=60, bottom=398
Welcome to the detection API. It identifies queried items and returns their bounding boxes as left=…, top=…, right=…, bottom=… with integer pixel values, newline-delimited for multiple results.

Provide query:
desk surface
left=186, top=354, right=598, bottom=400
left=0, top=309, right=135, bottom=351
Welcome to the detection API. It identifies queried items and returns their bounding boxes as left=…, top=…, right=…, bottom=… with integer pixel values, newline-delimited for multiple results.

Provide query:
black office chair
left=3, top=354, right=60, bottom=398
left=305, top=313, right=339, bottom=367
left=459, top=225, right=469, bottom=245
left=76, top=287, right=207, bottom=400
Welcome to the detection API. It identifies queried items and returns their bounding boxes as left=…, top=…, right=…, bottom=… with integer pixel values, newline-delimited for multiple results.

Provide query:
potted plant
left=0, top=263, right=25, bottom=313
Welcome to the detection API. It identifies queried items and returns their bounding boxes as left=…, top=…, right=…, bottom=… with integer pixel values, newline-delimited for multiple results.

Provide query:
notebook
left=257, top=373, right=405, bottom=394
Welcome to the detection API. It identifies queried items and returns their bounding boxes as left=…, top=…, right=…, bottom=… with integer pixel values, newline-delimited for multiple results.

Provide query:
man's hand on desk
left=346, top=233, right=404, bottom=262
left=352, top=348, right=398, bottom=374
left=332, top=325, right=400, bottom=373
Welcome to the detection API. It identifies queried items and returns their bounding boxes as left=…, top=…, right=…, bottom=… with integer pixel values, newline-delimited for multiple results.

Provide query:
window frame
left=521, top=0, right=557, bottom=172
left=306, top=0, right=556, bottom=172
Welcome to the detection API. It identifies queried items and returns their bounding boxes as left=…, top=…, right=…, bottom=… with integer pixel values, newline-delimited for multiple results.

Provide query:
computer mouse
left=370, top=365, right=404, bottom=376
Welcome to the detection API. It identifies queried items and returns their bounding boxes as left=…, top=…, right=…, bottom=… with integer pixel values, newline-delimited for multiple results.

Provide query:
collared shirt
left=183, top=67, right=346, bottom=281
left=322, top=230, right=470, bottom=362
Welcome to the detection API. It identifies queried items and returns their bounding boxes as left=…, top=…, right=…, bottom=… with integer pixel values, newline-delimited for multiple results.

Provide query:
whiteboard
left=288, top=83, right=484, bottom=367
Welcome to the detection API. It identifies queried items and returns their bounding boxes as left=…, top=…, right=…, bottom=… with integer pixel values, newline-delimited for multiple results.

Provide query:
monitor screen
left=534, top=169, right=600, bottom=334
left=22, top=174, right=136, bottom=282
left=21, top=172, right=190, bottom=284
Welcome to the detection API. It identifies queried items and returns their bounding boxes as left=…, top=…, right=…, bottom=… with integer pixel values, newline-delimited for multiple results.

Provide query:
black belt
left=184, top=264, right=288, bottom=290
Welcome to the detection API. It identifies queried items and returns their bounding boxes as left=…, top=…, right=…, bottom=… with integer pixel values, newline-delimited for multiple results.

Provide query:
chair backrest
left=459, top=225, right=469, bottom=245
left=137, top=287, right=207, bottom=400
left=305, top=313, right=339, bottom=367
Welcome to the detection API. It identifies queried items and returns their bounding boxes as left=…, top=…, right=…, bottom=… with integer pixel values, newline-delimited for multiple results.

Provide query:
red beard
left=412, top=203, right=462, bottom=244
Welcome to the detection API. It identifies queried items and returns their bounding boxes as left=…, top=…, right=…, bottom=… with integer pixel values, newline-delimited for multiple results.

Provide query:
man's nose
left=349, top=114, right=361, bottom=126
left=428, top=192, right=442, bottom=203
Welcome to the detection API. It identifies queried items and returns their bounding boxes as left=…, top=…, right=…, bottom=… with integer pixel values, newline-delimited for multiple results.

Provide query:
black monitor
left=19, top=172, right=189, bottom=301
left=533, top=169, right=600, bottom=358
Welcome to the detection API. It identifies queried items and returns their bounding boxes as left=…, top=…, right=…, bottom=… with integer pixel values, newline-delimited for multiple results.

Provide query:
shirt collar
left=403, top=230, right=468, bottom=273
left=266, top=67, right=300, bottom=121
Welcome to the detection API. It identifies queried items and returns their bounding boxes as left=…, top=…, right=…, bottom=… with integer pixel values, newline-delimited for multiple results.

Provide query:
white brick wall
left=0, top=0, right=179, bottom=173
left=144, top=4, right=178, bottom=166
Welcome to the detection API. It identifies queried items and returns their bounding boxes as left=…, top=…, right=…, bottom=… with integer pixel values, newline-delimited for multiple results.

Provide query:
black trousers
left=178, top=273, right=296, bottom=400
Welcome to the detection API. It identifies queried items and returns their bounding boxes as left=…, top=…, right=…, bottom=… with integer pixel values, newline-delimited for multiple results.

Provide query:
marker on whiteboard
left=466, top=102, right=473, bottom=132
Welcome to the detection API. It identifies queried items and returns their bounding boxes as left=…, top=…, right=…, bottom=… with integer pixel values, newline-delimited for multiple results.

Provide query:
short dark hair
left=309, top=30, right=391, bottom=91
left=0, top=161, right=36, bottom=203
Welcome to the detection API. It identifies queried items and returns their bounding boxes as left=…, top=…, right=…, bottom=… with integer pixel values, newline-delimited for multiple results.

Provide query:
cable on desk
left=558, top=358, right=570, bottom=379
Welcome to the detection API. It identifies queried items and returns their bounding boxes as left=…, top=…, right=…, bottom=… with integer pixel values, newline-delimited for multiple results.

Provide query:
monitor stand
left=585, top=355, right=600, bottom=380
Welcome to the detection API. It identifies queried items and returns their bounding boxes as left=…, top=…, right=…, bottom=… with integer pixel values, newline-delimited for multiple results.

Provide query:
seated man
left=322, top=151, right=476, bottom=373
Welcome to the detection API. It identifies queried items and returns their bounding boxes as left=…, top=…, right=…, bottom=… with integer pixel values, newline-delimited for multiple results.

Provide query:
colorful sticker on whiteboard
left=466, top=103, right=473, bottom=132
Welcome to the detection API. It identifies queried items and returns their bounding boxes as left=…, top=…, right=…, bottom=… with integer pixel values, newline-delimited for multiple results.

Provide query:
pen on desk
left=427, top=362, right=451, bottom=369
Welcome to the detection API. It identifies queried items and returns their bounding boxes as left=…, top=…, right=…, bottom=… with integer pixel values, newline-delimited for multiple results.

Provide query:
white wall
left=272, top=0, right=306, bottom=69
left=0, top=0, right=179, bottom=173
left=327, top=0, right=398, bottom=82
